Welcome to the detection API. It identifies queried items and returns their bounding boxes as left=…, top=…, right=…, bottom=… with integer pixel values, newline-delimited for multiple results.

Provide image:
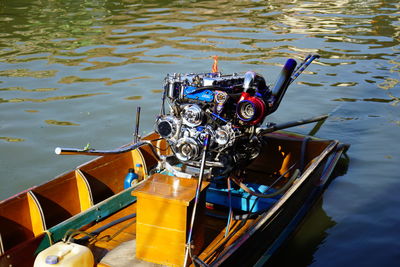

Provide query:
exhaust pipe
left=269, top=58, right=297, bottom=113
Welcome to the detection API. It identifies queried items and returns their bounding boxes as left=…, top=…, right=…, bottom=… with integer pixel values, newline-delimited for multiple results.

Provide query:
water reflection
left=124, top=95, right=142, bottom=100
left=0, top=92, right=107, bottom=103
left=45, top=120, right=79, bottom=126
left=0, top=0, right=399, bottom=265
left=2, top=0, right=397, bottom=65
left=267, top=154, right=350, bottom=266
left=0, top=136, right=25, bottom=142
left=0, top=69, right=57, bottom=78
left=0, top=87, right=57, bottom=92
left=332, top=97, right=398, bottom=105
left=267, top=199, right=337, bottom=267
left=58, top=75, right=132, bottom=85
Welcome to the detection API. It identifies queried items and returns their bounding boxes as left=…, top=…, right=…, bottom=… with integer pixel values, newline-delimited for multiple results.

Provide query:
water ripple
left=45, top=120, right=79, bottom=126
left=0, top=3, right=400, bottom=265
left=0, top=93, right=107, bottom=103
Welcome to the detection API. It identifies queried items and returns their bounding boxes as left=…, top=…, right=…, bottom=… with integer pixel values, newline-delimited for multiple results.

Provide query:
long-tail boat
left=0, top=55, right=349, bottom=267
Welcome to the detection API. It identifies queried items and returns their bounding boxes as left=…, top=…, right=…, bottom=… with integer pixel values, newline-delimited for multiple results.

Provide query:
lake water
left=0, top=0, right=399, bottom=266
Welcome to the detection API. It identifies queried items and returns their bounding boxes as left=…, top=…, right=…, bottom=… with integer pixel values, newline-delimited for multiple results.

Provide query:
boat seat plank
left=131, top=148, right=148, bottom=181
left=35, top=186, right=138, bottom=254
left=76, top=169, right=94, bottom=212
left=0, top=193, right=36, bottom=251
left=78, top=153, right=137, bottom=197
left=32, top=172, right=82, bottom=229
left=27, top=191, right=46, bottom=237
left=80, top=170, right=115, bottom=205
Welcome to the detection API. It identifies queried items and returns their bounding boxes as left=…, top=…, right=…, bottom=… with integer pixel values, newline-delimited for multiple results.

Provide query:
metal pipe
left=55, top=140, right=161, bottom=161
left=293, top=54, right=312, bottom=74
left=269, top=58, right=297, bottom=113
left=289, top=54, right=320, bottom=84
left=257, top=114, right=328, bottom=136
left=0, top=234, right=4, bottom=257
left=183, top=134, right=210, bottom=267
left=225, top=177, right=233, bottom=237
left=134, top=107, right=141, bottom=143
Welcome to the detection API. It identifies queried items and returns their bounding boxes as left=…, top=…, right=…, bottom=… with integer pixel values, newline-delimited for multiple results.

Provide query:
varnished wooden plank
left=0, top=233, right=45, bottom=267
left=36, top=185, right=139, bottom=254
left=131, top=148, right=147, bottom=181
left=75, top=169, right=94, bottom=211
left=79, top=153, right=134, bottom=197
left=0, top=193, right=35, bottom=251
left=27, top=191, right=46, bottom=237
left=32, top=172, right=81, bottom=228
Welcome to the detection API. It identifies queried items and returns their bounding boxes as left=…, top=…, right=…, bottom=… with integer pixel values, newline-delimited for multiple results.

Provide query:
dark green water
left=1, top=0, right=399, bottom=266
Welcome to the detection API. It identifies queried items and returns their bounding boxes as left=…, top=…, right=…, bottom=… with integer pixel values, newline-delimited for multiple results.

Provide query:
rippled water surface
left=1, top=0, right=399, bottom=266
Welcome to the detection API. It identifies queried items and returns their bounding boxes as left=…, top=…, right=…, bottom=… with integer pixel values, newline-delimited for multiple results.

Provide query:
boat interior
left=0, top=131, right=337, bottom=266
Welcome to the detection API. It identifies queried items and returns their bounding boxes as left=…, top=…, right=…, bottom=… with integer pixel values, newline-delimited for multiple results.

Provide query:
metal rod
left=134, top=107, right=141, bottom=143
left=183, top=134, right=210, bottom=267
left=224, top=177, right=233, bottom=237
left=293, top=54, right=312, bottom=74
left=289, top=54, right=320, bottom=84
left=308, top=118, right=327, bottom=136
left=257, top=114, right=328, bottom=136
left=309, top=105, right=340, bottom=136
left=55, top=140, right=161, bottom=161
left=0, top=233, right=4, bottom=257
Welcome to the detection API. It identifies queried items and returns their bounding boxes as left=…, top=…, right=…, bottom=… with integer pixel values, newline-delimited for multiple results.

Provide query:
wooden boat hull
left=212, top=140, right=347, bottom=266
left=0, top=131, right=348, bottom=266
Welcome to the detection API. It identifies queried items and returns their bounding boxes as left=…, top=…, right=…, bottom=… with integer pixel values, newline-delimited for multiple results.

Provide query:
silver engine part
left=156, top=71, right=264, bottom=169
left=175, top=137, right=200, bottom=161
left=181, top=104, right=203, bottom=127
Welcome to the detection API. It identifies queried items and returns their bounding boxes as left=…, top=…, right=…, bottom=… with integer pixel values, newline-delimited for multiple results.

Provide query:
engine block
left=156, top=71, right=272, bottom=170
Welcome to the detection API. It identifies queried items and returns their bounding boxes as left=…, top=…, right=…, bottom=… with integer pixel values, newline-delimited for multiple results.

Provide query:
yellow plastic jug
left=34, top=241, right=94, bottom=267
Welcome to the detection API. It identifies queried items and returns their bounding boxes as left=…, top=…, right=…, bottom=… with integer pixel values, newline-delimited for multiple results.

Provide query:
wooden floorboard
left=72, top=200, right=258, bottom=266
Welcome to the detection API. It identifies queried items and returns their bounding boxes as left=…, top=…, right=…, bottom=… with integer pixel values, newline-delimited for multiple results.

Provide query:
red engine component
left=236, top=92, right=267, bottom=126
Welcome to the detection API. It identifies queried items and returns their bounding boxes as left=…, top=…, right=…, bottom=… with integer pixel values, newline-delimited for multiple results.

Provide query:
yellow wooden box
left=132, top=173, right=209, bottom=266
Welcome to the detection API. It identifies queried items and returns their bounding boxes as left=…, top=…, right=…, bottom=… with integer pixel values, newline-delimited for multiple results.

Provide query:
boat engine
left=54, top=54, right=320, bottom=175
left=156, top=70, right=276, bottom=172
